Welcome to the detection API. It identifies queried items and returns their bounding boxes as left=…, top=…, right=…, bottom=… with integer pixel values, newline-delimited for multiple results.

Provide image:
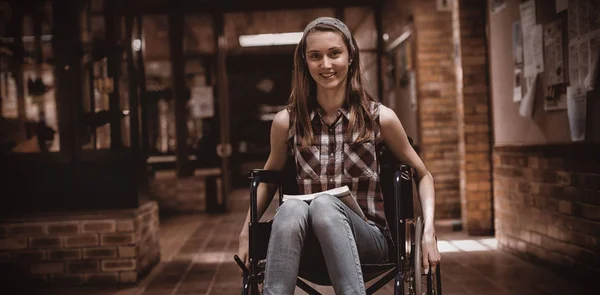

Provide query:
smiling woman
left=305, top=31, right=350, bottom=92
left=236, top=16, right=441, bottom=295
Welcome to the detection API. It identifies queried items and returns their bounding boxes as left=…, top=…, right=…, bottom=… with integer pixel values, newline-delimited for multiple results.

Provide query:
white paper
left=519, top=74, right=537, bottom=118
left=190, top=86, right=214, bottom=118
left=583, top=35, right=600, bottom=90
left=567, top=85, right=587, bottom=141
left=491, top=0, right=507, bottom=14
left=556, top=0, right=568, bottom=12
left=514, top=68, right=523, bottom=102
left=520, top=1, right=537, bottom=77
left=520, top=1, right=537, bottom=31
left=524, top=25, right=544, bottom=77
left=544, top=20, right=565, bottom=85
left=568, top=1, right=600, bottom=89
left=513, top=21, right=524, bottom=65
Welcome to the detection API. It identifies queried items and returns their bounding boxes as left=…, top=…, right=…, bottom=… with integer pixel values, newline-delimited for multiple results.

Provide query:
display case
left=0, top=0, right=148, bottom=214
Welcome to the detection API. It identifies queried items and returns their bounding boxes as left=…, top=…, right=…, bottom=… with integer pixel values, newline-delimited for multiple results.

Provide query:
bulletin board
left=489, top=0, right=600, bottom=145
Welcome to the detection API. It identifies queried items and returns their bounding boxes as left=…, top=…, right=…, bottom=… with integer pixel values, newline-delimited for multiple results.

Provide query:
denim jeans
left=263, top=194, right=389, bottom=295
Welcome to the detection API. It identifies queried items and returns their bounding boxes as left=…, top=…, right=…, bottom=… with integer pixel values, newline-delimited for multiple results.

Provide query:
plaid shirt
left=288, top=102, right=386, bottom=227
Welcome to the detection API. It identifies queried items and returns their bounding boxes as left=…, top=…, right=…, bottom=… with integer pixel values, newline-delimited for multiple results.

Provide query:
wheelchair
left=234, top=144, right=442, bottom=295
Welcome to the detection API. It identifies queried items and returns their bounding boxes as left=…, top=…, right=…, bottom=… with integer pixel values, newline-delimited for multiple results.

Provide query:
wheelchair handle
left=234, top=255, right=249, bottom=275
left=247, top=169, right=282, bottom=185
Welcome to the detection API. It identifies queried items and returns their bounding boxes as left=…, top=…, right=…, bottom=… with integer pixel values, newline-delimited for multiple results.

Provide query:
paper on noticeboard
left=513, top=21, right=524, bottom=65
left=544, top=19, right=565, bottom=85
left=519, top=74, right=537, bottom=118
left=491, top=0, right=507, bottom=14
left=583, top=36, right=600, bottom=90
left=520, top=1, right=537, bottom=76
left=520, top=1, right=536, bottom=31
left=514, top=68, right=523, bottom=102
left=532, top=25, right=545, bottom=75
left=190, top=86, right=214, bottom=119
left=567, top=85, right=587, bottom=141
left=568, top=0, right=600, bottom=90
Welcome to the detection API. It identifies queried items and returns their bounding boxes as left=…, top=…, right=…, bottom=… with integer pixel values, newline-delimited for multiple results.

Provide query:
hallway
left=35, top=190, right=592, bottom=295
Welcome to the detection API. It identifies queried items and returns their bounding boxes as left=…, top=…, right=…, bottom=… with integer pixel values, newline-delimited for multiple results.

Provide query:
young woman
left=236, top=17, right=441, bottom=294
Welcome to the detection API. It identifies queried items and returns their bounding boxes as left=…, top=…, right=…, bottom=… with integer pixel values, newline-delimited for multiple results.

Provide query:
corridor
left=35, top=190, right=591, bottom=295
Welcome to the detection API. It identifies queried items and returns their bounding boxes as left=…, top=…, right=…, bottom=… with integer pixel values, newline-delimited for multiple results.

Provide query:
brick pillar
left=452, top=0, right=493, bottom=235
left=412, top=0, right=461, bottom=219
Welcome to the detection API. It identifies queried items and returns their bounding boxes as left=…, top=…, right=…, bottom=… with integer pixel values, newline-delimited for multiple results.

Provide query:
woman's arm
left=237, top=109, right=290, bottom=263
left=241, top=109, right=290, bottom=229
left=379, top=104, right=441, bottom=272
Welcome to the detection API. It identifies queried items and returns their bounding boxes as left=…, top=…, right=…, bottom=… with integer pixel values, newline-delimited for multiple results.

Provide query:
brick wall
left=408, top=0, right=461, bottom=219
left=381, top=0, right=494, bottom=225
left=494, top=144, right=600, bottom=283
left=453, top=0, right=493, bottom=235
left=0, top=201, right=160, bottom=288
left=150, top=168, right=222, bottom=213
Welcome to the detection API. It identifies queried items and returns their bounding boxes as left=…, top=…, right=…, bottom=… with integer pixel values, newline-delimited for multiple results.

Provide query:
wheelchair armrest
left=248, top=169, right=283, bottom=185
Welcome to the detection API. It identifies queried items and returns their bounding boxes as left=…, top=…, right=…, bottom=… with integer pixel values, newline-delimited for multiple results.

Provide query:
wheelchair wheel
left=413, top=216, right=424, bottom=295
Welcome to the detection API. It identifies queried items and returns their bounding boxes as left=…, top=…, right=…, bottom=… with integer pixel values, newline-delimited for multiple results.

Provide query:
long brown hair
left=288, top=23, right=378, bottom=147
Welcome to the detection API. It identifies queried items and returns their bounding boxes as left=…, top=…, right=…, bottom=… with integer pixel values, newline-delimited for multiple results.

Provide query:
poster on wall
left=568, top=0, right=600, bottom=90
left=513, top=21, right=524, bottom=102
left=519, top=0, right=536, bottom=32
left=513, top=21, right=524, bottom=65
left=520, top=1, right=544, bottom=77
left=190, top=86, right=214, bottom=119
left=544, top=19, right=565, bottom=85
left=519, top=74, right=537, bottom=118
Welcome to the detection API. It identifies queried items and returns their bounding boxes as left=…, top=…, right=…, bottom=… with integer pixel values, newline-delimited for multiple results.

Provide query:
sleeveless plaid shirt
left=288, top=101, right=386, bottom=228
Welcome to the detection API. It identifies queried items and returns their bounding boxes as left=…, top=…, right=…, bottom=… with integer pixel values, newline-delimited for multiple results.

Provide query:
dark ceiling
left=136, top=0, right=382, bottom=13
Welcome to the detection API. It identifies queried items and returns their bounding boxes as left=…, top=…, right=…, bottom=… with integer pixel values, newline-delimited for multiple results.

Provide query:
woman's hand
left=421, top=231, right=441, bottom=274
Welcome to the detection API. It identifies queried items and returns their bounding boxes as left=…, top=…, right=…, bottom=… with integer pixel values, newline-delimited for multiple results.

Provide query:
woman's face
left=305, top=31, right=350, bottom=92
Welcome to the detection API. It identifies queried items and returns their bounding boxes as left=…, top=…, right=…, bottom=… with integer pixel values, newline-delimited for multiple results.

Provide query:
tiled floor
left=37, top=189, right=594, bottom=295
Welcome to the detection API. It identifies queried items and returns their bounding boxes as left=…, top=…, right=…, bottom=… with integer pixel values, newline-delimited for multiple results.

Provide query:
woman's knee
left=273, top=199, right=310, bottom=231
left=309, top=194, right=344, bottom=228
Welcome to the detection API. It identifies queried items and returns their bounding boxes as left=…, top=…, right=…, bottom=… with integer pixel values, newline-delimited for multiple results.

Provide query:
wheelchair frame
left=235, top=147, right=442, bottom=295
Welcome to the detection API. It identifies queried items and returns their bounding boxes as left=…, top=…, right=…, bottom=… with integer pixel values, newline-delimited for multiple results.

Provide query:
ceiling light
left=238, top=32, right=303, bottom=47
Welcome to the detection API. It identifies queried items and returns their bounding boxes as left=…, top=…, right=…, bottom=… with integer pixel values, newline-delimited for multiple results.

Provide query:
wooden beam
left=168, top=0, right=192, bottom=177
left=214, top=11, right=231, bottom=211
left=104, top=0, right=123, bottom=149
left=136, top=13, right=150, bottom=157
left=52, top=0, right=84, bottom=157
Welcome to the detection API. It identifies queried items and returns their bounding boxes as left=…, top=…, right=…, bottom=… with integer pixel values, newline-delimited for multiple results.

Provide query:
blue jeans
left=263, top=194, right=389, bottom=295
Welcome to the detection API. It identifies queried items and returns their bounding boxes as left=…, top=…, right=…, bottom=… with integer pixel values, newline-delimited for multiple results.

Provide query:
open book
left=282, top=186, right=366, bottom=220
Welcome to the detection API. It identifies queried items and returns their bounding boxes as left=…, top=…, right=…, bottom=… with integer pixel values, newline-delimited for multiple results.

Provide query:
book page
left=282, top=186, right=366, bottom=220
left=282, top=186, right=351, bottom=201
